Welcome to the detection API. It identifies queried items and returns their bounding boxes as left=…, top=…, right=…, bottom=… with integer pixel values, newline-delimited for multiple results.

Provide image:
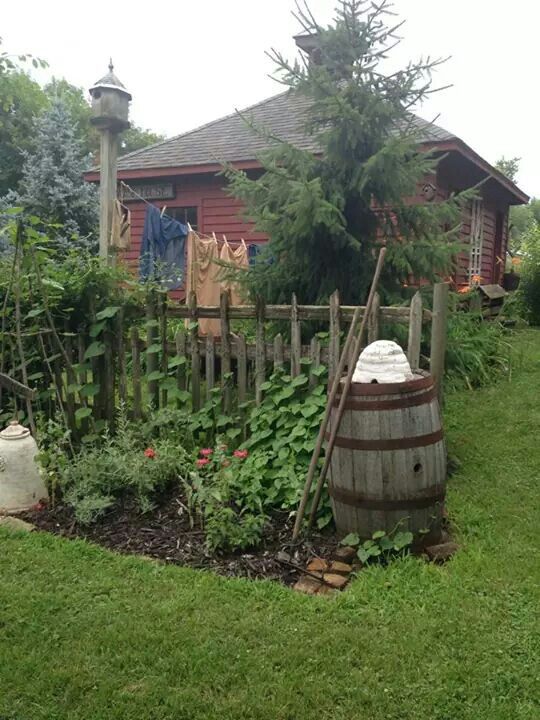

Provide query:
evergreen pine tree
left=225, top=0, right=467, bottom=304
left=14, top=98, right=98, bottom=251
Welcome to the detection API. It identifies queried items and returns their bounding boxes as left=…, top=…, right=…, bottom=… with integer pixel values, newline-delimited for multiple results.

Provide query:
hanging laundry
left=219, top=238, right=248, bottom=305
left=110, top=199, right=131, bottom=250
left=186, top=232, right=221, bottom=336
left=139, top=204, right=187, bottom=290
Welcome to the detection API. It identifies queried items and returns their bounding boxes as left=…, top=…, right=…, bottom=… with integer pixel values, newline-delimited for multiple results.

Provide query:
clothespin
left=160, top=205, right=167, bottom=217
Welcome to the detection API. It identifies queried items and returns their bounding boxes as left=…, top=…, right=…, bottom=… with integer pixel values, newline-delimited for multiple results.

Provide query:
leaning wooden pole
left=307, top=248, right=387, bottom=530
left=292, top=247, right=387, bottom=540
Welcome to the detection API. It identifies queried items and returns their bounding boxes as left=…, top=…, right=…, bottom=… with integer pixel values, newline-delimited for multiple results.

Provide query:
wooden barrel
left=327, top=372, right=446, bottom=542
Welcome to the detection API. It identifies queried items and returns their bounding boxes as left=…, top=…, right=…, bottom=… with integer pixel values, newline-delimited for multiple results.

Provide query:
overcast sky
left=3, top=0, right=538, bottom=198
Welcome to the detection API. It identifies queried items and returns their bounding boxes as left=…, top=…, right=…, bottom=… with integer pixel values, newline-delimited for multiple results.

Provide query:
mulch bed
left=19, top=497, right=340, bottom=587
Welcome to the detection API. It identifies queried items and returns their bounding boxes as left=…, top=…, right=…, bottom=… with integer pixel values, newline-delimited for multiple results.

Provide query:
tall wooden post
left=98, top=128, right=119, bottom=260
left=89, top=61, right=131, bottom=264
left=430, top=282, right=449, bottom=402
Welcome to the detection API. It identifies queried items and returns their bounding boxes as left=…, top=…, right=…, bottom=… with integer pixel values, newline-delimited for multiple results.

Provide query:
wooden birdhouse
left=89, top=60, right=131, bottom=131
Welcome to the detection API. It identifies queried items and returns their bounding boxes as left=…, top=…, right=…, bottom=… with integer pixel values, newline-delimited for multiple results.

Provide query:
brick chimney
left=294, top=33, right=322, bottom=64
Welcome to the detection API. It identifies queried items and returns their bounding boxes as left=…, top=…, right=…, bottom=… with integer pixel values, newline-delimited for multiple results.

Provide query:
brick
left=0, top=516, right=35, bottom=533
left=306, top=558, right=329, bottom=573
left=328, top=561, right=352, bottom=575
left=322, top=573, right=349, bottom=590
left=334, top=546, right=357, bottom=563
left=425, top=542, right=459, bottom=564
left=293, top=575, right=323, bottom=595
left=316, top=584, right=338, bottom=596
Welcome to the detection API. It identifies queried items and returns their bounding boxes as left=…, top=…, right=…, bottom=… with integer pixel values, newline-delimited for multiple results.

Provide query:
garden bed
left=20, top=495, right=340, bottom=586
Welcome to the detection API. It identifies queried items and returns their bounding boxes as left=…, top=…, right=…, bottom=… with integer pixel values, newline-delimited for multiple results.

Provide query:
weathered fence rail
left=3, top=284, right=449, bottom=437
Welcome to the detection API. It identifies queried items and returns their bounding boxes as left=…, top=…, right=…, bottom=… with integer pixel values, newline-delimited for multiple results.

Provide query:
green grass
left=1, top=332, right=539, bottom=720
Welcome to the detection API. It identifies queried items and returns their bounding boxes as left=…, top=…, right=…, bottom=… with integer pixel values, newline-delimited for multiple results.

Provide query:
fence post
left=430, top=282, right=449, bottom=401
left=220, top=290, right=232, bottom=413
left=329, top=290, right=340, bottom=385
left=290, top=293, right=301, bottom=378
left=206, top=333, right=215, bottom=400
left=116, top=309, right=127, bottom=406
left=130, top=327, right=142, bottom=420
left=188, top=291, right=201, bottom=412
left=160, top=294, right=168, bottom=408
left=175, top=331, right=187, bottom=404
left=146, top=291, right=160, bottom=409
left=273, top=333, right=284, bottom=371
left=407, top=291, right=423, bottom=370
left=255, top=295, right=266, bottom=406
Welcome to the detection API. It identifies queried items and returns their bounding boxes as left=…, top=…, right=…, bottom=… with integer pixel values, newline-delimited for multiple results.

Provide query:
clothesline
left=119, top=180, right=249, bottom=248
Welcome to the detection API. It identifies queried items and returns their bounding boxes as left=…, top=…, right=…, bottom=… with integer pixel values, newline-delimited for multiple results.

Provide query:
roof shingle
left=117, top=90, right=455, bottom=172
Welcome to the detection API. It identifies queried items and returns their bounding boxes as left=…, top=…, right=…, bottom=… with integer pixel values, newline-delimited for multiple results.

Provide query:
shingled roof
left=117, top=90, right=455, bottom=172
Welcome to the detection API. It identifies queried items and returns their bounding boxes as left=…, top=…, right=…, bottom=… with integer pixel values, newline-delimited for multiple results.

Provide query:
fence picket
left=273, top=333, right=284, bottom=371
left=160, top=295, right=168, bottom=408
left=407, top=291, right=423, bottom=370
left=367, top=291, right=381, bottom=345
left=220, top=291, right=232, bottom=413
left=188, top=291, right=201, bottom=412
left=131, top=327, right=142, bottom=420
left=309, top=336, right=321, bottom=387
left=291, top=293, right=301, bottom=377
left=329, top=290, right=340, bottom=384
left=255, top=295, right=266, bottom=406
left=146, top=292, right=159, bottom=409
left=116, top=309, right=127, bottom=406
left=175, top=331, right=187, bottom=399
left=206, top=333, right=215, bottom=399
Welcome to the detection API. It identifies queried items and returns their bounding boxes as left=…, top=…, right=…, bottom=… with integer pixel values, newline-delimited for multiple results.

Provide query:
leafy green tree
left=495, top=156, right=520, bottom=183
left=225, top=0, right=466, bottom=304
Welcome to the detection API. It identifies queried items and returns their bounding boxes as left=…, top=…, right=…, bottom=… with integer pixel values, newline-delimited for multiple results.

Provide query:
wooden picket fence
left=77, top=283, right=448, bottom=430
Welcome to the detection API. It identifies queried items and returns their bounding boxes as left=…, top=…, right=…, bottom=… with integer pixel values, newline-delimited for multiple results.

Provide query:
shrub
left=445, top=309, right=511, bottom=390
left=518, top=223, right=540, bottom=325
left=55, top=410, right=192, bottom=524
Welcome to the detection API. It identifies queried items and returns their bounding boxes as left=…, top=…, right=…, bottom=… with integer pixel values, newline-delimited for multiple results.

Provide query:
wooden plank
left=273, top=333, right=284, bottom=371
left=116, top=310, right=127, bottom=406
left=63, top=333, right=76, bottom=432
left=220, top=290, right=232, bottom=414
left=206, top=333, right=215, bottom=399
left=329, top=290, right=340, bottom=384
left=166, top=304, right=428, bottom=323
left=160, top=295, right=169, bottom=408
left=430, top=283, right=449, bottom=402
left=367, top=292, right=380, bottom=344
left=131, top=327, right=142, bottom=420
left=237, top=333, right=247, bottom=405
left=146, top=292, right=160, bottom=409
left=309, top=336, right=321, bottom=388
left=104, top=329, right=115, bottom=427
left=290, top=293, right=301, bottom=378
left=407, top=291, right=423, bottom=370
left=188, top=291, right=201, bottom=412
left=255, top=295, right=266, bottom=406
left=175, top=331, right=187, bottom=398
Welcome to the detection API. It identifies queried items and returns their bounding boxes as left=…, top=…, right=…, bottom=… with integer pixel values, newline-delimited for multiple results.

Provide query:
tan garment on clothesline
left=218, top=238, right=248, bottom=305
left=186, top=232, right=221, bottom=336
left=110, top=199, right=131, bottom=250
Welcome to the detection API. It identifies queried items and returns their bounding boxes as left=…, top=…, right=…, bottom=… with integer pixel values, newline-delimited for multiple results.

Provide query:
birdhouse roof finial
left=89, top=60, right=132, bottom=101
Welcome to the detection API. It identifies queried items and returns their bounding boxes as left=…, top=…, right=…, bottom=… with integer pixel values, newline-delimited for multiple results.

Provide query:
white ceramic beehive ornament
left=0, top=421, right=48, bottom=513
left=352, top=340, right=414, bottom=384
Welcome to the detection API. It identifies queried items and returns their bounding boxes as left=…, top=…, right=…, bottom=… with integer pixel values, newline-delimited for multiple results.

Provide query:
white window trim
left=469, top=199, right=484, bottom=282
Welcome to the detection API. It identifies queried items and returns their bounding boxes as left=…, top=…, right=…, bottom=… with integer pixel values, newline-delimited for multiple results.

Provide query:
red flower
left=144, top=448, right=156, bottom=459
left=200, top=448, right=213, bottom=457
left=233, top=449, right=249, bottom=460
left=196, top=458, right=210, bottom=468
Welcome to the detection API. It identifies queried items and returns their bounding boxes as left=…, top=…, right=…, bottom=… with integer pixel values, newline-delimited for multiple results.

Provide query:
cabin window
left=469, top=199, right=484, bottom=282
left=167, top=206, right=198, bottom=230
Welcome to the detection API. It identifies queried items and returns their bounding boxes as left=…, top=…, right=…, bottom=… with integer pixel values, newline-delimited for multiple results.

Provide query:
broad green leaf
left=96, top=306, right=120, bottom=320
left=340, top=532, right=360, bottom=547
left=80, top=383, right=100, bottom=398
left=372, top=530, right=386, bottom=540
left=145, top=344, right=161, bottom=354
left=75, top=407, right=92, bottom=421
left=26, top=308, right=44, bottom=319
left=66, top=383, right=81, bottom=394
left=168, top=356, right=187, bottom=369
left=89, top=321, right=106, bottom=338
left=84, top=341, right=105, bottom=360
left=147, top=370, right=165, bottom=381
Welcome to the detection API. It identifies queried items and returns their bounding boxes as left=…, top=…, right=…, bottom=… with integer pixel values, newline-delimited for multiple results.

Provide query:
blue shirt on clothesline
left=139, top=205, right=188, bottom=290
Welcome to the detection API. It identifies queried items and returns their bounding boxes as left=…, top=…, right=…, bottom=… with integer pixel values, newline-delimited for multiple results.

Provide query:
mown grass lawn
left=1, top=331, right=539, bottom=720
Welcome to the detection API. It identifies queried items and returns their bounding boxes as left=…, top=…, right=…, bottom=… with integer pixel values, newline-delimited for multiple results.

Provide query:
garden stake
left=307, top=247, right=387, bottom=530
left=292, top=247, right=386, bottom=540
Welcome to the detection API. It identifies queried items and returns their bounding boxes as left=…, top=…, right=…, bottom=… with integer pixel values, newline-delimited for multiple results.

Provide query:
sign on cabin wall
left=121, top=183, right=175, bottom=201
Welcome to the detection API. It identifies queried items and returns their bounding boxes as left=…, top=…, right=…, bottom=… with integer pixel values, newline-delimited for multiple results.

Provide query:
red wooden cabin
left=86, top=53, right=528, bottom=297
